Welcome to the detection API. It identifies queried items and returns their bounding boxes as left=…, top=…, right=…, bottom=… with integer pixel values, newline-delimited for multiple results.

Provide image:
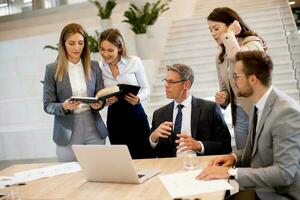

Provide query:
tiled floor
left=0, top=158, right=57, bottom=171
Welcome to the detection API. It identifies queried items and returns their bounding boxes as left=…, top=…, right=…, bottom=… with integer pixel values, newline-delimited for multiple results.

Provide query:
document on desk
left=13, top=162, right=81, bottom=182
left=1, top=162, right=81, bottom=188
left=159, top=169, right=233, bottom=198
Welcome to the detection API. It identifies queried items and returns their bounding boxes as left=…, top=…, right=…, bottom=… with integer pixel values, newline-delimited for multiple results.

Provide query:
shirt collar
left=68, top=60, right=83, bottom=68
left=102, top=56, right=128, bottom=68
left=255, top=85, right=273, bottom=112
left=174, top=94, right=192, bottom=109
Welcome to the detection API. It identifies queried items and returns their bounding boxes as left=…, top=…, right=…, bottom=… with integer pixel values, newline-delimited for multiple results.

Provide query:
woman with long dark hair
left=207, top=7, right=267, bottom=149
left=98, top=28, right=151, bottom=159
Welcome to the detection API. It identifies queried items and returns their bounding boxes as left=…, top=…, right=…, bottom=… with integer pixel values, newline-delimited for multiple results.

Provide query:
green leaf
left=43, top=45, right=58, bottom=51
left=89, top=0, right=116, bottom=19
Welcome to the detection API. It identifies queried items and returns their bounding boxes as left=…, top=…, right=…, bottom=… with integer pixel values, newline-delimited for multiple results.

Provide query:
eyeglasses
left=162, top=79, right=187, bottom=85
left=233, top=74, right=243, bottom=81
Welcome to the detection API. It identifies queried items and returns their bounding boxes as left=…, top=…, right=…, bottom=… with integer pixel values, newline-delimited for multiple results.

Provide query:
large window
left=0, top=0, right=86, bottom=17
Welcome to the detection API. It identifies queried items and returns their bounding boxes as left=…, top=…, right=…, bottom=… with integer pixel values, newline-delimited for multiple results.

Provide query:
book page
left=96, top=86, right=119, bottom=98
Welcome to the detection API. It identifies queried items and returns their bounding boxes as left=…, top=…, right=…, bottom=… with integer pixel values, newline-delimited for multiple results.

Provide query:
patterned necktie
left=251, top=106, right=258, bottom=149
left=173, top=104, right=184, bottom=139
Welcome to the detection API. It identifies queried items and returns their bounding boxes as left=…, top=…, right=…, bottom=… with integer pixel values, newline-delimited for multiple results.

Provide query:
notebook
left=72, top=145, right=160, bottom=184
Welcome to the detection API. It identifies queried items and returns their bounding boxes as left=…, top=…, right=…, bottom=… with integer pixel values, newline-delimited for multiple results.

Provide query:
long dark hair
left=207, top=7, right=266, bottom=63
left=98, top=28, right=128, bottom=57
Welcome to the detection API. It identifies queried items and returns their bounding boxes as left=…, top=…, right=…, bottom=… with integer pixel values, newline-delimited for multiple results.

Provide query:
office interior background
left=0, top=0, right=299, bottom=169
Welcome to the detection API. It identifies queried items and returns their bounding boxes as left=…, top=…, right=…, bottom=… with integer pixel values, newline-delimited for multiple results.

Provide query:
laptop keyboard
left=138, top=174, right=145, bottom=179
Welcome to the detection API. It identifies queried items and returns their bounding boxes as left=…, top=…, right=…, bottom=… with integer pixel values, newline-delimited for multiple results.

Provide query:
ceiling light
left=289, top=1, right=295, bottom=5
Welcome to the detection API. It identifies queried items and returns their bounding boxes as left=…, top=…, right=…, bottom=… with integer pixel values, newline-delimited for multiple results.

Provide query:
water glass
left=177, top=149, right=198, bottom=170
left=5, top=184, right=21, bottom=200
left=182, top=150, right=198, bottom=170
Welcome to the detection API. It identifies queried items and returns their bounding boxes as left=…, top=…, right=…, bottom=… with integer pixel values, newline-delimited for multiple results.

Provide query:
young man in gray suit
left=197, top=51, right=300, bottom=200
left=148, top=64, right=232, bottom=158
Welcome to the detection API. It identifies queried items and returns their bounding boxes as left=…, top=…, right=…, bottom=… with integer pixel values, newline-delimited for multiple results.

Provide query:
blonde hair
left=55, top=23, right=91, bottom=81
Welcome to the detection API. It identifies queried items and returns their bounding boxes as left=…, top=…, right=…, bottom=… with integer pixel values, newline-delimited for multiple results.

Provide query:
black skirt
left=107, top=99, right=151, bottom=159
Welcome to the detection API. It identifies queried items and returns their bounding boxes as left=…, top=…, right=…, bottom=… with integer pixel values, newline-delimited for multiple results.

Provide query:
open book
left=70, top=84, right=140, bottom=104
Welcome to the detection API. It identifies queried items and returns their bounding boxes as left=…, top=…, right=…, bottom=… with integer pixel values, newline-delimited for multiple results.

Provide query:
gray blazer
left=43, top=61, right=109, bottom=145
left=235, top=87, right=300, bottom=199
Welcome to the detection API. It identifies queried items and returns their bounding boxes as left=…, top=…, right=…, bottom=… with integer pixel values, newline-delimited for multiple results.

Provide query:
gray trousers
left=56, top=110, right=106, bottom=162
left=234, top=105, right=249, bottom=150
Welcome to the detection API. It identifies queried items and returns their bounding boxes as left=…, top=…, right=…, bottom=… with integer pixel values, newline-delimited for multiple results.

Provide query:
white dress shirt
left=99, top=56, right=150, bottom=102
left=150, top=94, right=205, bottom=155
left=68, top=60, right=90, bottom=113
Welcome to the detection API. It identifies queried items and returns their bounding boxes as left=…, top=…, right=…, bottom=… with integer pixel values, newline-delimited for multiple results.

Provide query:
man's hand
left=207, top=154, right=236, bottom=167
left=150, top=121, right=173, bottom=143
left=196, top=166, right=230, bottom=180
left=175, top=134, right=201, bottom=152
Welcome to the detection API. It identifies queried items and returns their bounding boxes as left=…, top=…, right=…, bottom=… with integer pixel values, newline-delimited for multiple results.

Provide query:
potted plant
left=146, top=0, right=170, bottom=38
left=89, top=0, right=117, bottom=30
left=123, top=3, right=151, bottom=58
left=123, top=3, right=149, bottom=34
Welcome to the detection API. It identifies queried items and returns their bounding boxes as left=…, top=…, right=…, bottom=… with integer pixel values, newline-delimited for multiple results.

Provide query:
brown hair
left=167, top=63, right=194, bottom=86
left=55, top=23, right=91, bottom=81
left=98, top=28, right=128, bottom=57
left=236, top=51, right=273, bottom=86
left=207, top=7, right=266, bottom=63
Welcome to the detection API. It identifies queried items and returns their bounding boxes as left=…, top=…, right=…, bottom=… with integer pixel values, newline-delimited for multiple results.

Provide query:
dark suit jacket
left=43, top=61, right=109, bottom=145
left=150, top=96, right=232, bottom=157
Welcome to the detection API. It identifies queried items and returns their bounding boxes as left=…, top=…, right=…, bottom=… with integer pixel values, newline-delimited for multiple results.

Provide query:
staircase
left=148, top=0, right=300, bottom=118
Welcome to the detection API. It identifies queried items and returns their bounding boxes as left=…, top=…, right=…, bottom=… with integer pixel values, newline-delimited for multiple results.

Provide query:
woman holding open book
left=43, top=23, right=109, bottom=162
left=98, top=28, right=151, bottom=159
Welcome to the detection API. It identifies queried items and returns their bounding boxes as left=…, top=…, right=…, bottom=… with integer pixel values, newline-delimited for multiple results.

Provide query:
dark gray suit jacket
left=43, top=61, right=109, bottom=145
left=235, top=87, right=300, bottom=200
left=150, top=96, right=232, bottom=157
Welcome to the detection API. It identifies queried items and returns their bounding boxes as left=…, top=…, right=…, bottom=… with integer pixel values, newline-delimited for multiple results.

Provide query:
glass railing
left=0, top=0, right=87, bottom=17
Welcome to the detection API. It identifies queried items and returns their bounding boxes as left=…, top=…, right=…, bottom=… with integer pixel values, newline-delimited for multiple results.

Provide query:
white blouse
left=98, top=56, right=150, bottom=102
left=68, top=60, right=89, bottom=112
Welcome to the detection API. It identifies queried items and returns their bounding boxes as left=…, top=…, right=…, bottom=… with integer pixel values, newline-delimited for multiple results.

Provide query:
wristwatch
left=228, top=168, right=237, bottom=180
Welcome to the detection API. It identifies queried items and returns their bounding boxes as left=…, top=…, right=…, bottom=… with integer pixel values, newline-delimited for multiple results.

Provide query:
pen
left=5, top=183, right=26, bottom=187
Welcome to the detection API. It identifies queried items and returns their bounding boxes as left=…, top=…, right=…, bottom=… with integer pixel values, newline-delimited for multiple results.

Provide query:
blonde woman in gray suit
left=43, top=23, right=108, bottom=162
left=207, top=7, right=267, bottom=149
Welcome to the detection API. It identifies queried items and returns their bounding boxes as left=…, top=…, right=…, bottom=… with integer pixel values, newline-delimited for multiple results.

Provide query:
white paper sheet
left=159, top=169, right=233, bottom=198
left=0, top=162, right=81, bottom=188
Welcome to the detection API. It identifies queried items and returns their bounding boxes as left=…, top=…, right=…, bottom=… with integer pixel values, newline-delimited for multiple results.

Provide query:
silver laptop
left=72, top=145, right=161, bottom=184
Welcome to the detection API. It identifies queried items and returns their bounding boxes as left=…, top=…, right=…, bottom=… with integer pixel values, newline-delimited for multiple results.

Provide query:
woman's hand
left=227, top=20, right=241, bottom=35
left=63, top=99, right=81, bottom=111
left=90, top=101, right=104, bottom=110
left=215, top=91, right=227, bottom=105
left=106, top=96, right=118, bottom=106
left=124, top=93, right=140, bottom=106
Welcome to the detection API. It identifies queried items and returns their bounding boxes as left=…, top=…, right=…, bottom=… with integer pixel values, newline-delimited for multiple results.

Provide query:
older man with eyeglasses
left=147, top=63, right=232, bottom=158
